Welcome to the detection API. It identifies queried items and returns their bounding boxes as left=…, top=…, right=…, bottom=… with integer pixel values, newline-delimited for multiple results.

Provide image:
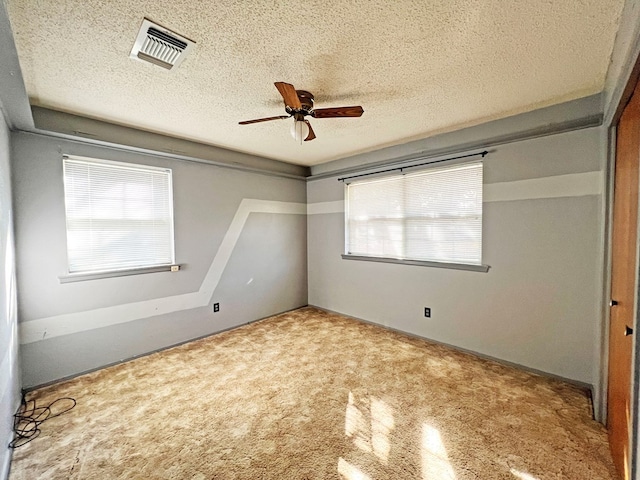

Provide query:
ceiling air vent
left=130, top=19, right=194, bottom=70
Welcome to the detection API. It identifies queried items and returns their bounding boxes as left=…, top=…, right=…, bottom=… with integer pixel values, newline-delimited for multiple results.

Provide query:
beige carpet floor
left=10, top=307, right=617, bottom=479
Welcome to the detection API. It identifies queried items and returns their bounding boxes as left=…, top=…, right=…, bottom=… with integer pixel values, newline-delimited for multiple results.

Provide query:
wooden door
left=608, top=78, right=640, bottom=480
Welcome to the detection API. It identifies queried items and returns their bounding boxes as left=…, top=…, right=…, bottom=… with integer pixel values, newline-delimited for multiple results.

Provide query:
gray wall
left=13, top=132, right=307, bottom=387
left=308, top=127, right=606, bottom=389
left=0, top=114, right=20, bottom=478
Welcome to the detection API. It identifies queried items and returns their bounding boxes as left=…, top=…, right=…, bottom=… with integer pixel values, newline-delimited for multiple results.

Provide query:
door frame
left=602, top=49, right=640, bottom=479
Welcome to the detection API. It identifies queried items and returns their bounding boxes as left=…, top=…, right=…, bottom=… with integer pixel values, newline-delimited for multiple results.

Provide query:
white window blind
left=345, top=162, right=483, bottom=265
left=63, top=156, right=175, bottom=274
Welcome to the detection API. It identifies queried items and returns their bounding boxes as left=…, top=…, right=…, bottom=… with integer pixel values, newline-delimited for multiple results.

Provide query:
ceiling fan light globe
left=290, top=120, right=309, bottom=144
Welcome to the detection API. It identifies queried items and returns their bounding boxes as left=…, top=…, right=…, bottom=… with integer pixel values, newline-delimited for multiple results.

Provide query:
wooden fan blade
left=304, top=120, right=316, bottom=141
left=239, top=115, right=290, bottom=125
left=274, top=82, right=302, bottom=110
left=311, top=106, right=364, bottom=118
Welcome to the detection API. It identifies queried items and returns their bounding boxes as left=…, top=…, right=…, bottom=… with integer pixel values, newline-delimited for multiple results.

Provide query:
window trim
left=62, top=154, right=176, bottom=278
left=58, top=264, right=183, bottom=283
left=341, top=254, right=490, bottom=272
left=343, top=161, right=488, bottom=271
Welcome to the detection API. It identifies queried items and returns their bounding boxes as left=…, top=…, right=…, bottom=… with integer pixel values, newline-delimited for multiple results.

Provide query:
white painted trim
left=307, top=200, right=344, bottom=215
left=19, top=199, right=306, bottom=344
left=484, top=171, right=603, bottom=203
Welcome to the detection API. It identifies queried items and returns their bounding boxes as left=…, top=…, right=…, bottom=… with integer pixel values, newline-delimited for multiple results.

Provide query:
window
left=63, top=156, right=175, bottom=274
left=345, top=162, right=483, bottom=267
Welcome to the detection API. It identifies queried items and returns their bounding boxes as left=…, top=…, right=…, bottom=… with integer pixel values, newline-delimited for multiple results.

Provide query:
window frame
left=61, top=155, right=178, bottom=281
left=342, top=161, right=489, bottom=273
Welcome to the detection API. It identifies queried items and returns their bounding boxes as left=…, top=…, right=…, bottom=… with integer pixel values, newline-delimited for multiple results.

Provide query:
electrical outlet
left=213, top=303, right=220, bottom=313
left=424, top=307, right=431, bottom=318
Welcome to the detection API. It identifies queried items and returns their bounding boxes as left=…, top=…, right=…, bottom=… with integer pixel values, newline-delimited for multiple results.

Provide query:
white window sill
left=59, top=264, right=182, bottom=283
left=341, top=254, right=490, bottom=272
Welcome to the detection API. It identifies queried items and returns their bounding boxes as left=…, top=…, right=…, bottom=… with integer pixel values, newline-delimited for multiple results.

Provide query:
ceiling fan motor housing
left=286, top=90, right=314, bottom=117
left=296, top=90, right=314, bottom=110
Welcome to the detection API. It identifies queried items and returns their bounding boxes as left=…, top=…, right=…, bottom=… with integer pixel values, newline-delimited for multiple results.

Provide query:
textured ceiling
left=7, top=0, right=624, bottom=166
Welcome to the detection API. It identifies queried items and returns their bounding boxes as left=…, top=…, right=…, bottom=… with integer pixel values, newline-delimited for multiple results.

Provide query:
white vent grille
left=130, top=19, right=194, bottom=70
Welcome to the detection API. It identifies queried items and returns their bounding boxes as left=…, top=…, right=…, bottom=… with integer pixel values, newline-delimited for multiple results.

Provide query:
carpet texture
left=10, top=307, right=617, bottom=479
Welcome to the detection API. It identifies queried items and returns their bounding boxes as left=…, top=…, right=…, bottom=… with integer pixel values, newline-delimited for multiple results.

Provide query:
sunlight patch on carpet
left=370, top=397, right=394, bottom=464
left=345, top=392, right=395, bottom=464
left=421, top=424, right=457, bottom=479
left=510, top=468, right=540, bottom=479
left=338, top=457, right=372, bottom=480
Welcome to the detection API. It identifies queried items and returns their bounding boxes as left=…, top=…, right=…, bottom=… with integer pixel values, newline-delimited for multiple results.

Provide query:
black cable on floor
left=10, top=397, right=76, bottom=448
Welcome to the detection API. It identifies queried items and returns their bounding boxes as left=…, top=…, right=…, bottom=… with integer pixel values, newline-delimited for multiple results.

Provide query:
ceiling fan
left=239, top=82, right=364, bottom=143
